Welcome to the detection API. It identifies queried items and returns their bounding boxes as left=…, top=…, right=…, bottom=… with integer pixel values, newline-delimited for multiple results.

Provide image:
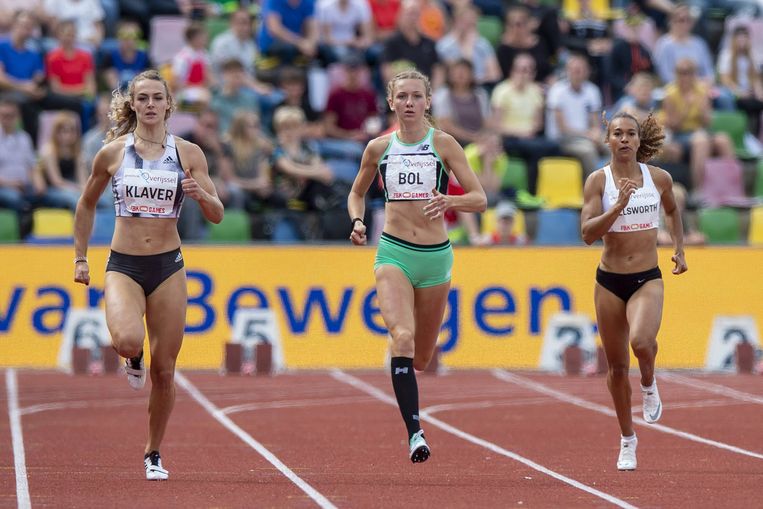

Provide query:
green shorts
left=374, top=232, right=453, bottom=288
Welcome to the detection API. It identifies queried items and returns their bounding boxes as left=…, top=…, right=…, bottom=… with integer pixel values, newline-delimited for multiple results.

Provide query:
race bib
left=122, top=168, right=179, bottom=216
left=385, top=154, right=437, bottom=200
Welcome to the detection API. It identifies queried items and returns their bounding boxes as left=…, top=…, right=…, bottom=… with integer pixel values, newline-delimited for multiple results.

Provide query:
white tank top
left=112, top=133, right=185, bottom=218
left=601, top=163, right=660, bottom=233
left=377, top=127, right=449, bottom=201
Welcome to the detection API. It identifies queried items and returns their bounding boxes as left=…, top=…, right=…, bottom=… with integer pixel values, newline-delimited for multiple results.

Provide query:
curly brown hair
left=106, top=69, right=175, bottom=143
left=605, top=111, right=665, bottom=163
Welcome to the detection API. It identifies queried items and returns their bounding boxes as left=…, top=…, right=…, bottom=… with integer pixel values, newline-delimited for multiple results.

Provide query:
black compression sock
left=390, top=357, right=421, bottom=438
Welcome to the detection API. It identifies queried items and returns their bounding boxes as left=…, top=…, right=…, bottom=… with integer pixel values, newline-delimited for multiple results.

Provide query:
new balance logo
left=394, top=367, right=409, bottom=375
left=162, top=155, right=175, bottom=164
left=175, top=252, right=183, bottom=263
left=419, top=144, right=429, bottom=151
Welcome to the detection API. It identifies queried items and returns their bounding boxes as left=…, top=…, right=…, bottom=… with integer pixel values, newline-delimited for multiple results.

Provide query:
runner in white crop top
left=580, top=111, right=687, bottom=473
left=601, top=162, right=661, bottom=233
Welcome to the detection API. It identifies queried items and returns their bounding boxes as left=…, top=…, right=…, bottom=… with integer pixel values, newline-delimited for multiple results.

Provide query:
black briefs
left=596, top=266, right=662, bottom=302
left=106, top=248, right=184, bottom=296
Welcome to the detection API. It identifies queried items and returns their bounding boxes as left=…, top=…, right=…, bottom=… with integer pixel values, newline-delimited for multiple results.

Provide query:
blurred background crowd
left=1, top=0, right=762, bottom=246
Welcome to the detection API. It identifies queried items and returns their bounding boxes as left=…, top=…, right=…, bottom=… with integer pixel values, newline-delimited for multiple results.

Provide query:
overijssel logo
left=139, top=171, right=175, bottom=184
left=402, top=159, right=435, bottom=169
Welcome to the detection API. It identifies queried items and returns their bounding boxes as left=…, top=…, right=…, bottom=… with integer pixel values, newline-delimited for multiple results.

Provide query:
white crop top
left=112, top=133, right=185, bottom=218
left=377, top=128, right=449, bottom=201
left=601, top=163, right=661, bottom=233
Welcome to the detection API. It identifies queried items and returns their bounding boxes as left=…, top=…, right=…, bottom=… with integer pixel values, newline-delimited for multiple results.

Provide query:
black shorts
left=596, top=266, right=662, bottom=302
left=106, top=248, right=185, bottom=296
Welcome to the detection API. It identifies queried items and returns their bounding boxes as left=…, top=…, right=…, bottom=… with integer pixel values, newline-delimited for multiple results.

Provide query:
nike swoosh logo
left=637, top=279, right=645, bottom=284
left=648, top=401, right=661, bottom=421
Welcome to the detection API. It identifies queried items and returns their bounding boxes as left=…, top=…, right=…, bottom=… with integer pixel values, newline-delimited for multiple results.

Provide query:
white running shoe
left=125, top=352, right=146, bottom=390
left=144, top=451, right=169, bottom=480
left=409, top=429, right=430, bottom=463
left=641, top=378, right=662, bottom=423
left=617, top=436, right=638, bottom=471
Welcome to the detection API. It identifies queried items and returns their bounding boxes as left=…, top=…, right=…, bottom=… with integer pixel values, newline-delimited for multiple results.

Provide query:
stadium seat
left=502, top=158, right=529, bottom=193
left=701, top=157, right=755, bottom=207
left=476, top=16, right=503, bottom=47
left=710, top=111, right=754, bottom=160
left=27, top=208, right=74, bottom=244
left=0, top=209, right=19, bottom=242
left=536, top=157, right=584, bottom=208
left=698, top=207, right=742, bottom=244
left=91, top=209, right=115, bottom=245
left=748, top=206, right=763, bottom=246
left=480, top=206, right=526, bottom=238
left=534, top=208, right=581, bottom=245
left=149, top=16, right=188, bottom=66
left=207, top=210, right=251, bottom=243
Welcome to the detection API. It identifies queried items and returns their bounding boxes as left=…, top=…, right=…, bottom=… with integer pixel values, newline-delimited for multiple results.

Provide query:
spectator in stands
left=367, top=0, right=401, bottom=41
left=463, top=134, right=510, bottom=204
left=653, top=4, right=734, bottom=110
left=489, top=200, right=527, bottom=245
left=0, top=10, right=81, bottom=144
left=210, top=59, right=260, bottom=135
left=257, top=0, right=319, bottom=66
left=380, top=0, right=443, bottom=88
left=612, top=3, right=658, bottom=54
left=45, top=20, right=96, bottom=130
left=516, top=0, right=561, bottom=60
left=612, top=73, right=687, bottom=186
left=560, top=0, right=612, bottom=90
left=42, top=0, right=104, bottom=48
left=222, top=110, right=278, bottom=211
left=608, top=11, right=654, bottom=103
left=171, top=22, right=214, bottom=107
left=0, top=1, right=45, bottom=35
left=270, top=66, right=323, bottom=139
left=177, top=109, right=232, bottom=240
left=321, top=52, right=378, bottom=182
left=209, top=7, right=258, bottom=77
left=38, top=110, right=106, bottom=210
left=82, top=93, right=110, bottom=173
left=417, top=0, right=448, bottom=42
left=317, top=0, right=374, bottom=64
left=497, top=4, right=554, bottom=84
left=0, top=97, right=42, bottom=231
left=493, top=52, right=560, bottom=194
left=101, top=20, right=151, bottom=93
left=432, top=59, right=491, bottom=147
left=545, top=53, right=606, bottom=178
left=435, top=3, right=501, bottom=86
left=659, top=58, right=735, bottom=190
left=717, top=24, right=763, bottom=137
left=272, top=105, right=334, bottom=204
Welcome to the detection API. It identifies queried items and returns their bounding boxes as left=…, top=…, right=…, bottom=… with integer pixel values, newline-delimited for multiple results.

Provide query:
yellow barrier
left=1, top=246, right=761, bottom=368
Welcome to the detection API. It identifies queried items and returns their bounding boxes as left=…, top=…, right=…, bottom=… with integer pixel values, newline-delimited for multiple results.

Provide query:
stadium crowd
left=1, top=0, right=762, bottom=245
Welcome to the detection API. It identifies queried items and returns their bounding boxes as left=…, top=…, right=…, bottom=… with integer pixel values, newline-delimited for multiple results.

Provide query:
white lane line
left=631, top=399, right=746, bottom=413
left=175, top=372, right=337, bottom=509
left=331, top=370, right=638, bottom=509
left=423, top=397, right=553, bottom=415
left=493, top=370, right=763, bottom=460
left=222, top=395, right=375, bottom=415
left=20, top=399, right=144, bottom=416
left=660, top=372, right=763, bottom=405
left=6, top=369, right=31, bottom=509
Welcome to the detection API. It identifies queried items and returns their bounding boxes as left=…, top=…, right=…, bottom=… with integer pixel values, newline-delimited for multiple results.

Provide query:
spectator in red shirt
left=45, top=20, right=95, bottom=130
left=320, top=52, right=380, bottom=181
left=489, top=200, right=527, bottom=245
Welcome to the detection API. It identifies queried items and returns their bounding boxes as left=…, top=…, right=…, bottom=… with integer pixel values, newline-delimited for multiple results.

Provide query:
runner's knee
left=389, top=326, right=414, bottom=357
left=110, top=328, right=144, bottom=358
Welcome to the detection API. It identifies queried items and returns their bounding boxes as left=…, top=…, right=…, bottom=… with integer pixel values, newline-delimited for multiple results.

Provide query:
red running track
left=2, top=369, right=763, bottom=508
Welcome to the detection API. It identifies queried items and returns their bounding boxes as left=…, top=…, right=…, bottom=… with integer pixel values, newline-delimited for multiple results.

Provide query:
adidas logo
left=162, top=155, right=175, bottom=164
left=175, top=252, right=183, bottom=263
